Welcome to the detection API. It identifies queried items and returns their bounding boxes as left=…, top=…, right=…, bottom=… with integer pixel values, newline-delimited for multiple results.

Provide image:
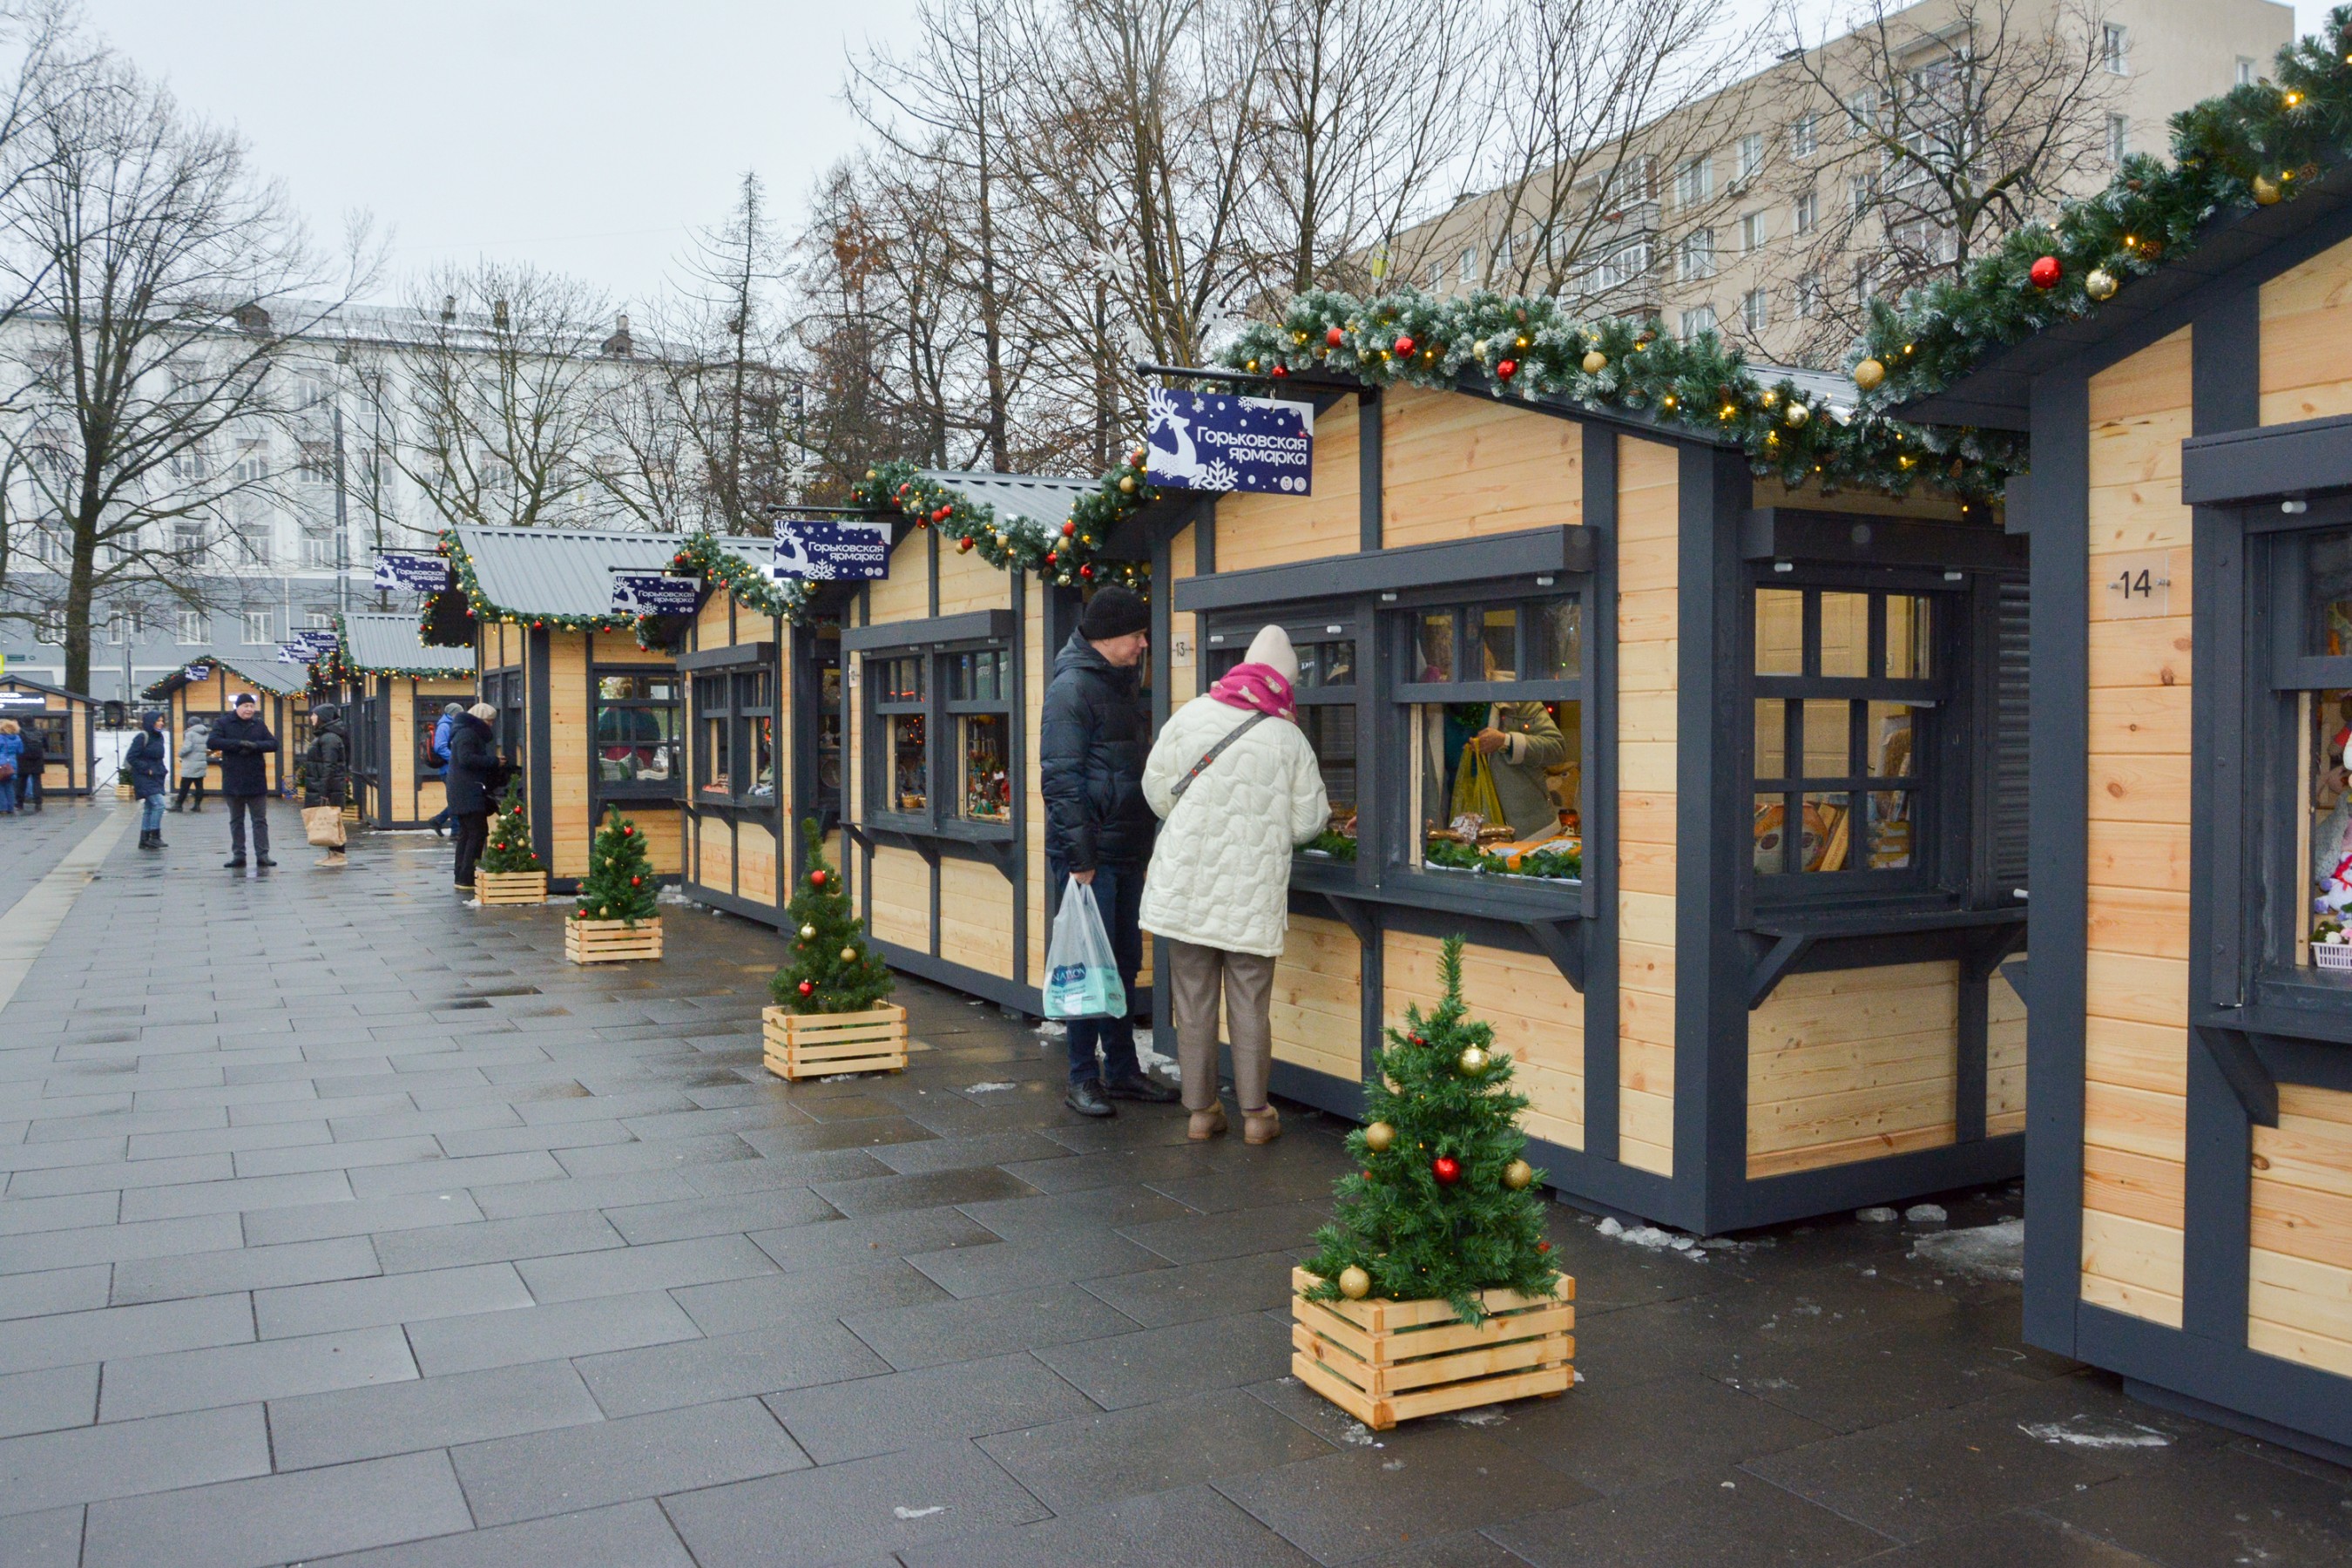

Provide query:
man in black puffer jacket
left=1039, top=585, right=1177, bottom=1119
left=300, top=705, right=351, bottom=862
left=208, top=693, right=278, bottom=870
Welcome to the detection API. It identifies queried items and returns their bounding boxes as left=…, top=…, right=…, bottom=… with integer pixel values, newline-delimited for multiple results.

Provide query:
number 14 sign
left=2105, top=551, right=2172, bottom=619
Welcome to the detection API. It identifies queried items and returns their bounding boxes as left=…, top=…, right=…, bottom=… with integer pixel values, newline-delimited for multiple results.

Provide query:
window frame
left=590, top=666, right=683, bottom=801
left=855, top=625, right=1017, bottom=843
left=1201, top=610, right=1362, bottom=840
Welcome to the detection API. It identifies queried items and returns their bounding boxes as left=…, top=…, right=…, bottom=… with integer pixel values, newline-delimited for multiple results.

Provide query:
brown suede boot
left=1241, top=1105, right=1281, bottom=1146
left=1187, top=1104, right=1227, bottom=1141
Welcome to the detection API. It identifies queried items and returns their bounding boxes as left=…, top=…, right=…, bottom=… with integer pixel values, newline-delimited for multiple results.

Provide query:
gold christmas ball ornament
left=1853, top=357, right=1886, bottom=392
left=1504, top=1159, right=1535, bottom=1190
left=1580, top=349, right=1607, bottom=375
left=1458, top=1045, right=1490, bottom=1074
left=799, top=924, right=817, bottom=941
left=1362, top=1120, right=1396, bottom=1152
left=1118, top=475, right=1137, bottom=494
left=839, top=946, right=858, bottom=963
left=2254, top=173, right=2282, bottom=206
left=1338, top=1265, right=1371, bottom=1300
left=1783, top=401, right=1810, bottom=428
left=1472, top=337, right=1490, bottom=359
left=2085, top=267, right=2119, bottom=301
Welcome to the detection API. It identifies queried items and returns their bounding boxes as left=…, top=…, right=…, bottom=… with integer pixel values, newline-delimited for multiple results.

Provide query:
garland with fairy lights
left=659, top=532, right=815, bottom=626
left=1862, top=10, right=2352, bottom=407
left=846, top=461, right=1154, bottom=591
left=1221, top=289, right=2017, bottom=501
left=315, top=614, right=468, bottom=683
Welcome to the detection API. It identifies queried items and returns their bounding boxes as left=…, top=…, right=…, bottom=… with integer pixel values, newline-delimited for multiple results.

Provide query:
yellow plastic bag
left=1450, top=740, right=1504, bottom=827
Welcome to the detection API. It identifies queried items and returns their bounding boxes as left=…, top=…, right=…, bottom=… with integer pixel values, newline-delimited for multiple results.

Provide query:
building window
left=1751, top=585, right=1943, bottom=881
left=1675, top=154, right=1714, bottom=207
left=1846, top=93, right=1876, bottom=138
left=1677, top=228, right=1716, bottom=281
left=2106, top=112, right=2129, bottom=165
left=2103, top=23, right=2128, bottom=75
left=32, top=609, right=64, bottom=644
left=1848, top=172, right=1873, bottom=214
left=870, top=654, right=927, bottom=815
left=860, top=632, right=1016, bottom=830
left=1796, top=274, right=1823, bottom=318
left=1793, top=189, right=1817, bottom=236
left=172, top=517, right=207, bottom=561
left=950, top=648, right=1011, bottom=822
left=1737, top=132, right=1764, bottom=181
left=235, top=517, right=271, bottom=565
left=300, top=530, right=335, bottom=570
left=1742, top=287, right=1770, bottom=332
left=178, top=610, right=205, bottom=644
left=593, top=672, right=682, bottom=796
left=693, top=666, right=775, bottom=804
left=296, top=441, right=332, bottom=488
left=1428, top=260, right=1444, bottom=292
left=1791, top=113, right=1817, bottom=159
left=1680, top=304, right=1718, bottom=340
left=1403, top=596, right=1584, bottom=882
left=1459, top=246, right=1477, bottom=284
left=1205, top=620, right=1356, bottom=835
left=242, top=610, right=272, bottom=645
left=2238, top=57, right=2256, bottom=87
left=1741, top=211, right=1767, bottom=253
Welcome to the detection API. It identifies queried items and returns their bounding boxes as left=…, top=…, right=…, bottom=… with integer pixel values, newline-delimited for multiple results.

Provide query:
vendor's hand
left=1472, top=728, right=1509, bottom=756
left=1071, top=868, right=1096, bottom=886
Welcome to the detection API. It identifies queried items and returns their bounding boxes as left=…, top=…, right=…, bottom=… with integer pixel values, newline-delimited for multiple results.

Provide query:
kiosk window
left=1205, top=625, right=1357, bottom=833
left=692, top=669, right=775, bottom=804
left=2295, top=530, right=2352, bottom=963
left=1751, top=586, right=1938, bottom=877
left=864, top=641, right=1012, bottom=828
left=594, top=672, right=680, bottom=795
left=1401, top=596, right=1583, bottom=882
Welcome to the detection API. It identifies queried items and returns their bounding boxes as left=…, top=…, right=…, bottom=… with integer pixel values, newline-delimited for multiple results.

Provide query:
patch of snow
left=1909, top=1218, right=2024, bottom=1282
left=1381, top=1458, right=1406, bottom=1472
left=1035, top=1020, right=1067, bottom=1040
left=1856, top=1206, right=1897, bottom=1223
left=963, top=1081, right=1017, bottom=1094
left=820, top=1072, right=862, bottom=1083
left=1859, top=1267, right=1876, bottom=1279
left=462, top=897, right=481, bottom=909
left=892, top=1505, right=946, bottom=1519
left=1904, top=1202, right=1949, bottom=1224
left=2017, top=1416, right=2171, bottom=1451
left=1133, top=1027, right=1177, bottom=1075
left=1597, top=1217, right=1624, bottom=1237
left=1444, top=1409, right=1509, bottom=1427
left=1333, top=1420, right=1377, bottom=1447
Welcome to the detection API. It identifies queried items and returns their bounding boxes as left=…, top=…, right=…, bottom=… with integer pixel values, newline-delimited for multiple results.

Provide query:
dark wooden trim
left=869, top=936, right=1037, bottom=1017
left=677, top=640, right=778, bottom=672
left=1717, top=1134, right=2025, bottom=1232
left=1581, top=422, right=1621, bottom=1163
left=841, top=609, right=1015, bottom=653
left=1170, top=525, right=1593, bottom=615
left=1741, top=507, right=2025, bottom=571
left=2078, top=1301, right=2352, bottom=1455
left=526, top=625, right=553, bottom=872
left=1358, top=389, right=1383, bottom=550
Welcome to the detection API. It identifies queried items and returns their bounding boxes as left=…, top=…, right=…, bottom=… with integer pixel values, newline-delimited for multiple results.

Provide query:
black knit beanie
left=1078, top=585, right=1148, bottom=640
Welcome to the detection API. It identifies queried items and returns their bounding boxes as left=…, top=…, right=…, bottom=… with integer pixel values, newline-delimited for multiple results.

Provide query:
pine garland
left=846, top=461, right=1155, bottom=591
left=1221, top=289, right=2019, bottom=502
left=659, top=533, right=814, bottom=628
left=1865, top=9, right=2352, bottom=407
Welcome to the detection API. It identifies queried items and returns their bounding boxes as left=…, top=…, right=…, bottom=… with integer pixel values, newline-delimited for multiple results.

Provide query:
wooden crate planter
left=475, top=871, right=548, bottom=907
left=564, top=915, right=663, bottom=964
left=114, top=782, right=134, bottom=800
left=1290, top=1267, right=1574, bottom=1430
left=763, top=1004, right=909, bottom=1080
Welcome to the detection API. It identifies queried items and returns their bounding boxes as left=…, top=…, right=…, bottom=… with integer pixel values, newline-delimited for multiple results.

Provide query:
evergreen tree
left=573, top=806, right=659, bottom=924
left=772, top=817, right=895, bottom=1013
left=1305, top=936, right=1558, bottom=1321
left=476, top=781, right=544, bottom=875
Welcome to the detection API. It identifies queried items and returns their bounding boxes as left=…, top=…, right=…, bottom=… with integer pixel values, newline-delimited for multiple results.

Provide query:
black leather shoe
left=255, top=856, right=278, bottom=868
left=223, top=857, right=246, bottom=868
left=1064, top=1078, right=1115, bottom=1118
left=1103, top=1070, right=1179, bottom=1103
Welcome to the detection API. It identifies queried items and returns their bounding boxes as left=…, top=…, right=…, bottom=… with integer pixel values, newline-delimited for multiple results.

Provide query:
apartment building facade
left=1390, top=0, right=2293, bottom=368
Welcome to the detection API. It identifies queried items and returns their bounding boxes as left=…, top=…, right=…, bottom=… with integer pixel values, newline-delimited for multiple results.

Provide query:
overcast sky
left=79, top=0, right=2340, bottom=310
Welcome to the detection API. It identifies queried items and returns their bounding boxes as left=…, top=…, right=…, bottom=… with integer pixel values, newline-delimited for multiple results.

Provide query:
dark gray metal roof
left=341, top=612, right=474, bottom=674
left=919, top=470, right=1095, bottom=531
left=179, top=649, right=312, bottom=696
left=451, top=527, right=769, bottom=618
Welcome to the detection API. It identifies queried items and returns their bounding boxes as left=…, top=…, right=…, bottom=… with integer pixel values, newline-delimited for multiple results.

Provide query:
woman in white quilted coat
left=1140, top=625, right=1329, bottom=1144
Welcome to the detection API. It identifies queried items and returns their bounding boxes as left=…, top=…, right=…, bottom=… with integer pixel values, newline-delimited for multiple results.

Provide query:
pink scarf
left=1209, top=662, right=1296, bottom=722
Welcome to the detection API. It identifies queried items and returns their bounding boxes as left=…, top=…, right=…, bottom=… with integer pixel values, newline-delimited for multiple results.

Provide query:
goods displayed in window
left=1407, top=600, right=1583, bottom=882
left=594, top=674, right=679, bottom=787
left=962, top=713, right=1010, bottom=821
left=2308, top=690, right=2352, bottom=968
left=889, top=713, right=927, bottom=812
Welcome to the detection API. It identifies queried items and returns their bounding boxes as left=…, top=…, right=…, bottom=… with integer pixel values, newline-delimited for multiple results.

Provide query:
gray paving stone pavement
left=0, top=821, right=2345, bottom=1566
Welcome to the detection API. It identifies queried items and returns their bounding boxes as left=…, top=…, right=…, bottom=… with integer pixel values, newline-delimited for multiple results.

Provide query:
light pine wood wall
left=1617, top=435, right=1680, bottom=1175
left=1379, top=384, right=1583, bottom=546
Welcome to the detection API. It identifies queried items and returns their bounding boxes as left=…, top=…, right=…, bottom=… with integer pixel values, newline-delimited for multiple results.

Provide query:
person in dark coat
left=126, top=712, right=170, bottom=848
left=207, top=692, right=278, bottom=868
left=299, top=704, right=350, bottom=862
left=1038, top=584, right=1175, bottom=1118
left=425, top=701, right=460, bottom=835
left=443, top=700, right=505, bottom=891
left=17, top=725, right=44, bottom=812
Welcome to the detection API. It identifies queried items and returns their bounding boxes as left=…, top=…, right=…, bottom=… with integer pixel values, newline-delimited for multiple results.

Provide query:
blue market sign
left=183, top=664, right=212, bottom=682
left=1145, top=388, right=1314, bottom=495
left=610, top=570, right=702, bottom=617
left=773, top=517, right=889, bottom=582
left=372, top=551, right=448, bottom=593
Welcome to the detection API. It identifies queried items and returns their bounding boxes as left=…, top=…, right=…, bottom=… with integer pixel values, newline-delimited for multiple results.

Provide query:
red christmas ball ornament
left=1432, top=1155, right=1462, bottom=1186
left=957, top=536, right=974, bottom=553
left=621, top=826, right=633, bottom=837
left=1393, top=333, right=1415, bottom=356
left=810, top=869, right=827, bottom=886
left=1270, top=364, right=1288, bottom=378
left=1496, top=359, right=1518, bottom=380
left=1044, top=551, right=1058, bottom=565
left=2029, top=254, right=2062, bottom=289
left=630, top=875, right=641, bottom=886
left=1078, top=564, right=1093, bottom=579
left=1538, top=1240, right=1551, bottom=1254
left=1061, top=520, right=1076, bottom=537
left=798, top=980, right=814, bottom=997
left=1326, top=325, right=1344, bottom=347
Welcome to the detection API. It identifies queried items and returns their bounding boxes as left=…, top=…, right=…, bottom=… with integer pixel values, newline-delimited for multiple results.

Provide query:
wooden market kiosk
left=431, top=525, right=771, bottom=890
left=329, top=612, right=476, bottom=829
left=0, top=673, right=98, bottom=796
left=1896, top=170, right=2352, bottom=1458
left=143, top=652, right=309, bottom=795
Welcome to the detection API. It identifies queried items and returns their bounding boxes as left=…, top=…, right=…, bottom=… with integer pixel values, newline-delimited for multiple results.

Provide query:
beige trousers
left=1163, top=936, right=1276, bottom=1112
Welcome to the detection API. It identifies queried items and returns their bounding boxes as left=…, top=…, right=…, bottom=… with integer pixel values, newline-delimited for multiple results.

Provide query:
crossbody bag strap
left=1169, top=710, right=1271, bottom=802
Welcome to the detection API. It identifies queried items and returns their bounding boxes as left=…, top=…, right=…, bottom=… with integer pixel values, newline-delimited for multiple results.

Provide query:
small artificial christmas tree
left=476, top=782, right=544, bottom=875
left=574, top=806, right=659, bottom=924
left=1304, top=936, right=1558, bottom=1321
left=771, top=817, right=894, bottom=1013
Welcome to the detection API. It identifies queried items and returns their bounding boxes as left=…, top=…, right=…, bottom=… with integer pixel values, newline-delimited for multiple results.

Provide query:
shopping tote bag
left=1043, top=876, right=1125, bottom=1019
left=301, top=805, right=346, bottom=848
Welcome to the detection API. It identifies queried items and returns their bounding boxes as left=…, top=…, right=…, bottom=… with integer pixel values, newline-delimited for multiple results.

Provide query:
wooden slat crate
left=1290, top=1267, right=1573, bottom=1430
left=476, top=871, right=548, bottom=907
left=564, top=915, right=663, bottom=964
left=763, top=1004, right=909, bottom=1079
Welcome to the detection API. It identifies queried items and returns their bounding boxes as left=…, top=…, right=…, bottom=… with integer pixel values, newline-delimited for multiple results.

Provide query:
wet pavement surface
left=1, top=797, right=2348, bottom=1565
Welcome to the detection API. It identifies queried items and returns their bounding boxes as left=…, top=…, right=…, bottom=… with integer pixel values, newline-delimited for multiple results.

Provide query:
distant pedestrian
left=126, top=710, right=171, bottom=849
left=0, top=719, right=20, bottom=815
left=443, top=700, right=506, bottom=891
left=425, top=700, right=461, bottom=836
left=299, top=704, right=350, bottom=862
left=1039, top=584, right=1176, bottom=1119
left=172, top=716, right=211, bottom=813
left=17, top=725, right=44, bottom=812
left=208, top=692, right=277, bottom=869
left=1141, top=626, right=1328, bottom=1145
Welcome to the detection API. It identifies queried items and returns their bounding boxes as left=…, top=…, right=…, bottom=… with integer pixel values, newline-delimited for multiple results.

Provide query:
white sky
left=78, top=1, right=2342, bottom=309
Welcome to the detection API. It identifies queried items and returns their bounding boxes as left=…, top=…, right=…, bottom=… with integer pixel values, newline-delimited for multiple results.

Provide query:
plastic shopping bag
left=1044, top=876, right=1126, bottom=1020
left=1450, top=740, right=1505, bottom=827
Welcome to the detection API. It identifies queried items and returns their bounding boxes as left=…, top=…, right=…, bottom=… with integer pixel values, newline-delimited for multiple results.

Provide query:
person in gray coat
left=172, top=718, right=212, bottom=812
